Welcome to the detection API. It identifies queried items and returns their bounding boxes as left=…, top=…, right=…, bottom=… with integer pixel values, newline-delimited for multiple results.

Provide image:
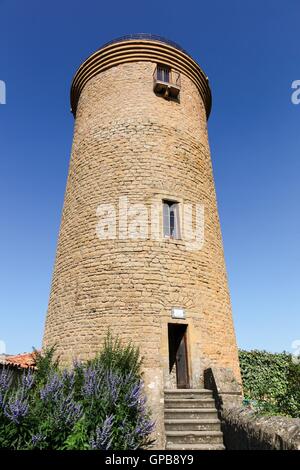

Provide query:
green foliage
left=239, top=349, right=300, bottom=418
left=90, top=331, right=142, bottom=378
left=239, top=350, right=289, bottom=401
left=62, top=418, right=90, bottom=450
left=277, top=360, right=300, bottom=418
left=33, top=346, right=58, bottom=387
left=0, top=333, right=154, bottom=450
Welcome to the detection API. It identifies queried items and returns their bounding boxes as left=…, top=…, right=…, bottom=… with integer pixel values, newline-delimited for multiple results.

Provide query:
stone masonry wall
left=222, top=407, right=300, bottom=450
left=43, top=60, right=241, bottom=448
left=205, top=367, right=300, bottom=450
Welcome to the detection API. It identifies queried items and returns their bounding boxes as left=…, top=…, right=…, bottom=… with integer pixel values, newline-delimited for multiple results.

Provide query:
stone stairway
left=164, top=389, right=225, bottom=450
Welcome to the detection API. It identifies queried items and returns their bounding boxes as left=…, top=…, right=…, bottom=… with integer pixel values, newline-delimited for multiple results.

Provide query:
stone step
left=165, top=408, right=218, bottom=420
left=166, top=430, right=224, bottom=445
left=166, top=443, right=225, bottom=451
left=165, top=398, right=216, bottom=409
left=164, top=389, right=213, bottom=400
left=164, top=418, right=221, bottom=432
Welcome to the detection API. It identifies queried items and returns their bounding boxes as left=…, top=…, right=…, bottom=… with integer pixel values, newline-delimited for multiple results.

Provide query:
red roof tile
left=5, top=352, right=37, bottom=369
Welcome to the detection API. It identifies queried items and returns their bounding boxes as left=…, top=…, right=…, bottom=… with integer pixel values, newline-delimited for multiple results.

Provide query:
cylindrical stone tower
left=43, top=34, right=241, bottom=447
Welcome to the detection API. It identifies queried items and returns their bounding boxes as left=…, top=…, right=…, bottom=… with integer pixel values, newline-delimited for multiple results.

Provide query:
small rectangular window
left=153, top=65, right=181, bottom=100
left=163, top=200, right=180, bottom=239
left=157, top=65, right=170, bottom=83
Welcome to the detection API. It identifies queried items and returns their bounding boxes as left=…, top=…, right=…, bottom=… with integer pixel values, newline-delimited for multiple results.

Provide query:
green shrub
left=239, top=349, right=300, bottom=418
left=277, top=359, right=300, bottom=418
left=0, top=334, right=154, bottom=450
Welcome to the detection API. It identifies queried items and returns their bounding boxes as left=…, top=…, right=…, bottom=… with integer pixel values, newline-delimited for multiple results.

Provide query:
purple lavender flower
left=62, top=368, right=75, bottom=390
left=40, top=373, right=63, bottom=401
left=135, top=415, right=155, bottom=438
left=125, top=381, right=143, bottom=408
left=31, top=433, right=46, bottom=446
left=125, top=380, right=147, bottom=413
left=123, top=370, right=134, bottom=386
left=21, top=370, right=34, bottom=391
left=90, top=415, right=114, bottom=450
left=40, top=370, right=82, bottom=428
left=4, top=397, right=29, bottom=424
left=123, top=430, right=137, bottom=449
left=82, top=366, right=101, bottom=397
left=62, top=369, right=68, bottom=381
left=0, top=368, right=13, bottom=393
left=72, top=358, right=82, bottom=370
left=56, top=393, right=83, bottom=426
left=107, top=370, right=121, bottom=403
left=120, top=415, right=154, bottom=449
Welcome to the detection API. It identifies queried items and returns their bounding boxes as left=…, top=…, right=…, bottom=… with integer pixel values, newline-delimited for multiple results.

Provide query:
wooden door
left=168, top=324, right=189, bottom=389
left=175, top=331, right=189, bottom=388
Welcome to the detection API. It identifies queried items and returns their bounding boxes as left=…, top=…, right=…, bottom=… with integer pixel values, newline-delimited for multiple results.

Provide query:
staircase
left=164, top=389, right=225, bottom=450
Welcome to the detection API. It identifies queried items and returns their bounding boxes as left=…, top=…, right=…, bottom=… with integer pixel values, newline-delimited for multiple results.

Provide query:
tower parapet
left=70, top=34, right=211, bottom=117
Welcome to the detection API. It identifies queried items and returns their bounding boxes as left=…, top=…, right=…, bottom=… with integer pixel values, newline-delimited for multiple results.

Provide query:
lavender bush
left=0, top=336, right=154, bottom=449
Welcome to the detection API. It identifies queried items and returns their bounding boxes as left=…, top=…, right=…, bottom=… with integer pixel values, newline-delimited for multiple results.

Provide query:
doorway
left=168, top=324, right=189, bottom=388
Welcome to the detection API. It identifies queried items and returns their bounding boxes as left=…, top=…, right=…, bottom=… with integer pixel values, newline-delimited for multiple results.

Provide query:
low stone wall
left=221, top=407, right=300, bottom=450
left=204, top=366, right=300, bottom=450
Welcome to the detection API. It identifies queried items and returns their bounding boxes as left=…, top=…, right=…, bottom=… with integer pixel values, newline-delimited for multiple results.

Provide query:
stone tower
left=43, top=34, right=241, bottom=447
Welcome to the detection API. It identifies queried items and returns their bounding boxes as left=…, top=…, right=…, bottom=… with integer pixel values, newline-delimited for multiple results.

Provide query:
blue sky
left=0, top=0, right=299, bottom=355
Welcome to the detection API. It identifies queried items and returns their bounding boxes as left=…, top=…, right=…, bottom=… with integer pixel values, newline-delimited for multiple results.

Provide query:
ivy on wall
left=239, top=350, right=300, bottom=418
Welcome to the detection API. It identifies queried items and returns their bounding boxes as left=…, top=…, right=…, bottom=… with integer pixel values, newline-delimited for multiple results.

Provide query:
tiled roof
left=2, top=352, right=37, bottom=369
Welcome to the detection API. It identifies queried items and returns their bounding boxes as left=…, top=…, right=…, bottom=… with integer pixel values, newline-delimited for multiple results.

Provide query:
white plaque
left=171, top=307, right=185, bottom=319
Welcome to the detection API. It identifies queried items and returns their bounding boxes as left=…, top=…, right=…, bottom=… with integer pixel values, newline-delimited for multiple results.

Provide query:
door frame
left=168, top=322, right=190, bottom=389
